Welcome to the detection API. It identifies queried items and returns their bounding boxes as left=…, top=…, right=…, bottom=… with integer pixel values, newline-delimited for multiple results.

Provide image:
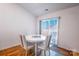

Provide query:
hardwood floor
left=0, top=45, right=34, bottom=56
left=0, top=45, right=79, bottom=56
left=57, top=47, right=73, bottom=56
left=57, top=47, right=79, bottom=56
left=73, top=52, right=79, bottom=56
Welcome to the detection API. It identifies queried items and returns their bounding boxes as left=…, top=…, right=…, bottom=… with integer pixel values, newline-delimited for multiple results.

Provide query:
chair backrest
left=20, top=34, right=28, bottom=49
left=20, top=34, right=24, bottom=47
left=45, top=35, right=52, bottom=49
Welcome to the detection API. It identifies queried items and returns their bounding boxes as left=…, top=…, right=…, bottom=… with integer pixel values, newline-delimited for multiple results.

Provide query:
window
left=40, top=17, right=59, bottom=46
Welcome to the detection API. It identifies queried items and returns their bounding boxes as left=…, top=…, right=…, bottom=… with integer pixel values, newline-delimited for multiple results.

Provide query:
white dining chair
left=20, top=34, right=35, bottom=56
left=38, top=35, right=52, bottom=56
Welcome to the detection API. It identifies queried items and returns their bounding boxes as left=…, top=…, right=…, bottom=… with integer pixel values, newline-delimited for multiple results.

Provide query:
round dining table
left=25, top=34, right=46, bottom=56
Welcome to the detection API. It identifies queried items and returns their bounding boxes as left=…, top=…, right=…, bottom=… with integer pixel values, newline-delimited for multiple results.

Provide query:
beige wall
left=37, top=5, right=79, bottom=52
left=0, top=4, right=36, bottom=50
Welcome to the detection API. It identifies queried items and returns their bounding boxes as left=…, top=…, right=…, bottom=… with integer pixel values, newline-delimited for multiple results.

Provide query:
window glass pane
left=41, top=20, right=49, bottom=29
left=50, top=18, right=58, bottom=27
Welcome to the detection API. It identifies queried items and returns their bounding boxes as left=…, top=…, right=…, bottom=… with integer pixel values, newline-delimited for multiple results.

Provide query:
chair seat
left=27, top=45, right=34, bottom=49
left=24, top=42, right=34, bottom=50
left=38, top=46, right=45, bottom=50
left=38, top=46, right=50, bottom=50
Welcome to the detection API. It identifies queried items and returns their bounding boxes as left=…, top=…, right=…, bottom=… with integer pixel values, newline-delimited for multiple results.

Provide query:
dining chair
left=20, top=34, right=35, bottom=56
left=38, top=34, right=52, bottom=56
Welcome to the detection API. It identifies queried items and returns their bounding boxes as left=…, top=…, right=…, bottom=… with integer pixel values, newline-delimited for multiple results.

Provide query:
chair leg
left=49, top=50, right=50, bottom=56
left=41, top=50, right=45, bottom=56
left=26, top=51, right=28, bottom=56
left=44, top=50, right=46, bottom=56
left=26, top=49, right=28, bottom=56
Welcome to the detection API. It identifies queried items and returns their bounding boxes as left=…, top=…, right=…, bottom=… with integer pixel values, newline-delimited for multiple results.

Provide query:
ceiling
left=19, top=3, right=79, bottom=16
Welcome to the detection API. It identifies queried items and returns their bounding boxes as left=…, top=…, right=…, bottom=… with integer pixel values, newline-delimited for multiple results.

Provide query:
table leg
left=35, top=43, right=37, bottom=56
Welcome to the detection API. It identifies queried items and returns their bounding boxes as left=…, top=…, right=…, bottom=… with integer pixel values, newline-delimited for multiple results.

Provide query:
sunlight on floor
left=46, top=50, right=64, bottom=56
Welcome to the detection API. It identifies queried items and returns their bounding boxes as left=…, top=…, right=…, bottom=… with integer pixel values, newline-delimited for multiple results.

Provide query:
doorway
left=40, top=17, right=59, bottom=47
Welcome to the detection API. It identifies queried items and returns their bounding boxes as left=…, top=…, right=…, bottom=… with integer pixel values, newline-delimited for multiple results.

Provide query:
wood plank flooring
left=0, top=45, right=34, bottom=56
left=58, top=47, right=79, bottom=56
left=57, top=47, right=73, bottom=56
left=0, top=45, right=79, bottom=56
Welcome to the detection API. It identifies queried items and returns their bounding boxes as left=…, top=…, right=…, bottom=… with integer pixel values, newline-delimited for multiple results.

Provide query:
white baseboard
left=0, top=43, right=21, bottom=51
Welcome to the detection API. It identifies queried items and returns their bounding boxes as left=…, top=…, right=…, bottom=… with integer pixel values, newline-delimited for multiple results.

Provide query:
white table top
left=25, top=35, right=46, bottom=43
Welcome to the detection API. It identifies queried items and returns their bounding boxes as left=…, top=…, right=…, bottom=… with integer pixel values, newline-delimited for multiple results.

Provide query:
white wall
left=37, top=5, right=79, bottom=52
left=0, top=4, right=36, bottom=50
